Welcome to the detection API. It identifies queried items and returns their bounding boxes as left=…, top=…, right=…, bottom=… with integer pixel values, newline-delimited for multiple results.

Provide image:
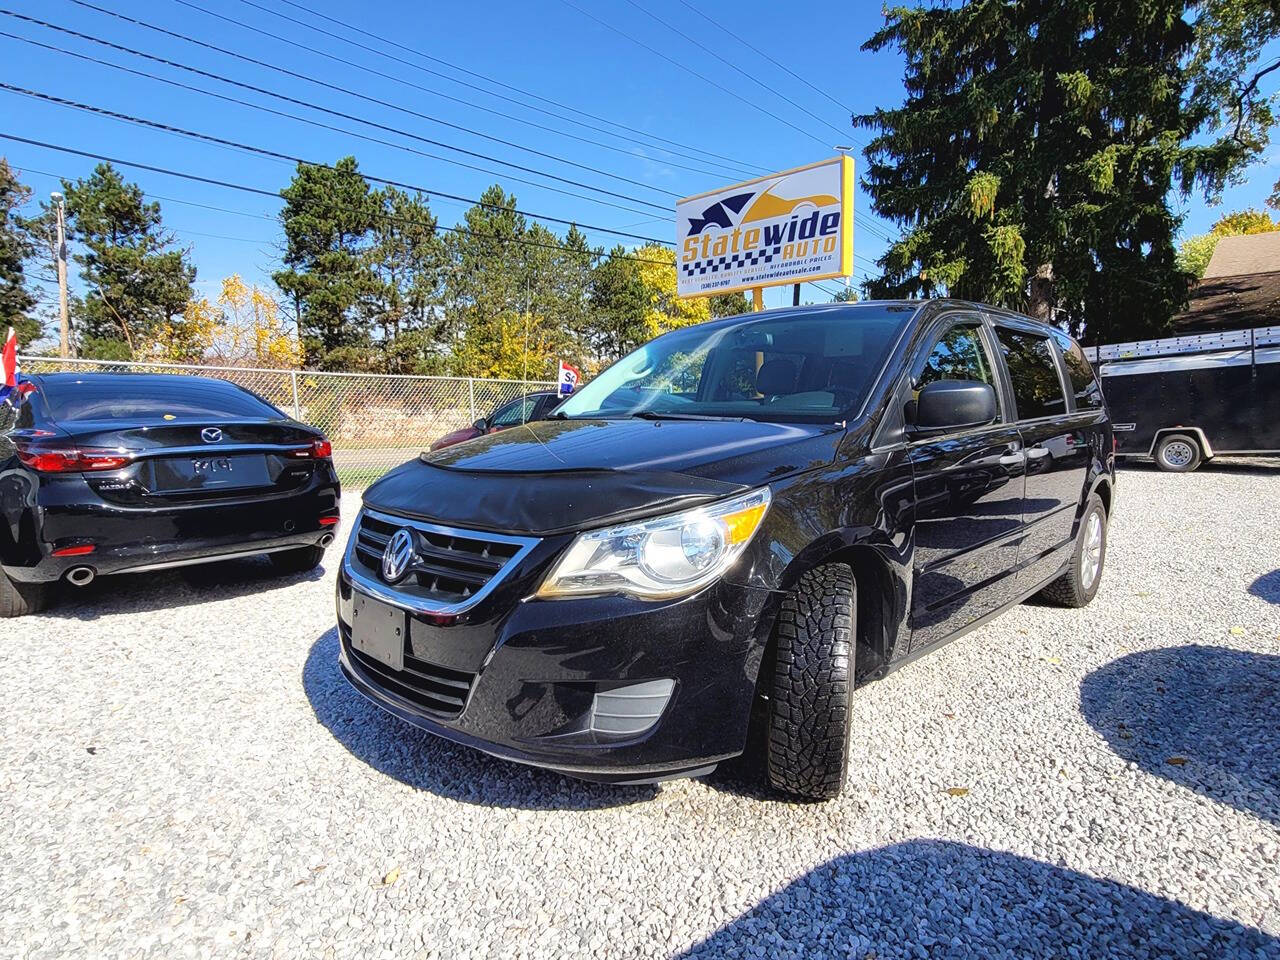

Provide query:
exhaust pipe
left=66, top=566, right=96, bottom=587
left=319, top=533, right=335, bottom=548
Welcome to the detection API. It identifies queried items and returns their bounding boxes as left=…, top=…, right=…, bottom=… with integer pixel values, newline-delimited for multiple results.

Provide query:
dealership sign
left=676, top=156, right=854, bottom=298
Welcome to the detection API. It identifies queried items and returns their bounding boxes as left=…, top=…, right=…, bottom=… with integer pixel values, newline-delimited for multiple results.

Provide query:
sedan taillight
left=16, top=446, right=132, bottom=473
left=288, top=438, right=333, bottom=459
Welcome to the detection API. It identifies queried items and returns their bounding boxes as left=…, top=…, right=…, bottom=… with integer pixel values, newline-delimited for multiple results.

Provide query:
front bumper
left=335, top=563, right=780, bottom=783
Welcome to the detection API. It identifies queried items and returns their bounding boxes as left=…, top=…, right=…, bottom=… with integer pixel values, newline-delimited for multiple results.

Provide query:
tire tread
left=766, top=564, right=855, bottom=800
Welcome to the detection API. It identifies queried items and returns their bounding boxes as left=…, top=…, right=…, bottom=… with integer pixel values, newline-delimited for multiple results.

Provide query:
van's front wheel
left=766, top=564, right=855, bottom=801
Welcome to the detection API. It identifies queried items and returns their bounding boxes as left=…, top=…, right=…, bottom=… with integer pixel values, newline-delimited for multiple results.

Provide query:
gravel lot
left=2, top=462, right=1278, bottom=959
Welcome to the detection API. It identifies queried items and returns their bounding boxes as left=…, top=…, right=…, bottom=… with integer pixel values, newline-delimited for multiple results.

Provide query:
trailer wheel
left=1154, top=433, right=1202, bottom=473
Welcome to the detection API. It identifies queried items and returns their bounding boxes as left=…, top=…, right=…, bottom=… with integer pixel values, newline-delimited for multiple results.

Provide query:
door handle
left=998, top=452, right=1025, bottom=467
left=1026, top=447, right=1051, bottom=461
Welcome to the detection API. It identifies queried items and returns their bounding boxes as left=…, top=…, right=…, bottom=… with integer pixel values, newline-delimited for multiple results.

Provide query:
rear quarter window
left=40, top=377, right=284, bottom=421
left=1051, top=331, right=1104, bottom=409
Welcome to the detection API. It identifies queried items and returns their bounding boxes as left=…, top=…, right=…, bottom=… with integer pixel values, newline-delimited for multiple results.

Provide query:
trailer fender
left=1148, top=426, right=1214, bottom=460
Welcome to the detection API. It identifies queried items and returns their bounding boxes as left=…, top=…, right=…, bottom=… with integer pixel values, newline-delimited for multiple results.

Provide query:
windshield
left=556, top=305, right=914, bottom=423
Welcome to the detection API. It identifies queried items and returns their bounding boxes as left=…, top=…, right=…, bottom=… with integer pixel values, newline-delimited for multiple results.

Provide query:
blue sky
left=2, top=0, right=1276, bottom=321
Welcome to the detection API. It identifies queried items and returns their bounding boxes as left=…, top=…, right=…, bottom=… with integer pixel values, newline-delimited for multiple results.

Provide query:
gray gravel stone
left=0, top=462, right=1278, bottom=959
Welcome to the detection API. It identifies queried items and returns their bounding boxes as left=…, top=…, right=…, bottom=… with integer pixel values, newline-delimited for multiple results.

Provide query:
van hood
left=361, top=417, right=841, bottom=536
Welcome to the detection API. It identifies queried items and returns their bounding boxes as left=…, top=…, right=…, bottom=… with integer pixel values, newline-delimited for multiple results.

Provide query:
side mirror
left=473, top=418, right=488, bottom=432
left=912, top=380, right=997, bottom=434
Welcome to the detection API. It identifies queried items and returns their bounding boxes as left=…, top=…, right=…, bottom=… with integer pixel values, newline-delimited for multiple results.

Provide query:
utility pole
left=50, top=191, right=71, bottom=358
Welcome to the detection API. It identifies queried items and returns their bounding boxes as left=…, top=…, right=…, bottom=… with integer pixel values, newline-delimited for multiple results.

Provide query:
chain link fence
left=19, top=356, right=557, bottom=487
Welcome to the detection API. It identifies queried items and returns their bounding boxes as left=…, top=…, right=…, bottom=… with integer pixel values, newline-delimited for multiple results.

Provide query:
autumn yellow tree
left=143, top=275, right=303, bottom=368
left=633, top=244, right=710, bottom=340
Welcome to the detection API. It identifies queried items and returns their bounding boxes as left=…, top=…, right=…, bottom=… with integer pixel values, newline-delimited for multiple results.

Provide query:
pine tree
left=856, top=1, right=1257, bottom=342
left=59, top=163, right=194, bottom=356
left=273, top=157, right=379, bottom=361
left=0, top=159, right=39, bottom=345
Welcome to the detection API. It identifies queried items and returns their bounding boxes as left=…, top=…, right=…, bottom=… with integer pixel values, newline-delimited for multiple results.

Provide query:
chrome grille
left=344, top=508, right=539, bottom=615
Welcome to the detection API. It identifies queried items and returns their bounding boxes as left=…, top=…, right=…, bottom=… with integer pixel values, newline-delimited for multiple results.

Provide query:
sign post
left=676, top=156, right=854, bottom=306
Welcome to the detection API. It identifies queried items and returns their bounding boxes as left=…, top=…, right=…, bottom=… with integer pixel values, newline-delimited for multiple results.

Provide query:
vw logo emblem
left=381, top=528, right=415, bottom=583
left=201, top=427, right=223, bottom=443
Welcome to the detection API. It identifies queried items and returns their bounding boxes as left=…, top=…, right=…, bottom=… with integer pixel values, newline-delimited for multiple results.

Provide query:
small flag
left=558, top=360, right=581, bottom=396
left=1, top=327, right=17, bottom=389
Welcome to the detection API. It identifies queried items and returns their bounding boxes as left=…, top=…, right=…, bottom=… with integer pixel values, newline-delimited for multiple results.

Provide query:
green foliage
left=1176, top=207, right=1280, bottom=278
left=78, top=336, right=133, bottom=361
left=709, top=291, right=753, bottom=317
left=273, top=157, right=380, bottom=360
left=60, top=163, right=195, bottom=349
left=0, top=158, right=40, bottom=346
left=1176, top=233, right=1220, bottom=279
left=856, top=0, right=1276, bottom=342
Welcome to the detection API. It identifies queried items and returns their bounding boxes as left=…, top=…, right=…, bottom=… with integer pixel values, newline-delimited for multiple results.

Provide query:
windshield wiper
left=628, top=411, right=747, bottom=422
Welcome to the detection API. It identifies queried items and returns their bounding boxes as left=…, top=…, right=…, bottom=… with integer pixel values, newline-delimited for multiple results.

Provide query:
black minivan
left=336, top=301, right=1114, bottom=799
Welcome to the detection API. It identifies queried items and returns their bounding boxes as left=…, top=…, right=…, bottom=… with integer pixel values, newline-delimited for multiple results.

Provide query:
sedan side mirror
left=912, top=380, right=997, bottom=434
left=473, top=418, right=488, bottom=432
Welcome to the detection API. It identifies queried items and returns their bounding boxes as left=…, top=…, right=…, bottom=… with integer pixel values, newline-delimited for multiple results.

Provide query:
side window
left=1051, top=331, right=1104, bottom=409
left=994, top=328, right=1068, bottom=420
left=916, top=323, right=999, bottom=392
left=490, top=397, right=535, bottom=427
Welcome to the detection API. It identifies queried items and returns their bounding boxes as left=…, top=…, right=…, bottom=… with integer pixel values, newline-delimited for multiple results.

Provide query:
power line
left=0, top=133, right=681, bottom=267
left=1, top=31, right=668, bottom=223
left=673, top=0, right=859, bottom=138
left=224, top=0, right=758, bottom=183
left=263, top=0, right=770, bottom=177
left=62, top=0, right=683, bottom=204
left=618, top=0, right=849, bottom=142
left=556, top=0, right=829, bottom=149
left=0, top=82, right=685, bottom=248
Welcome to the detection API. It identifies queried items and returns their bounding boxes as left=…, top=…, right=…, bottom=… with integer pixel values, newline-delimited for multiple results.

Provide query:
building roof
left=1173, top=269, right=1280, bottom=333
left=1202, top=231, right=1280, bottom=279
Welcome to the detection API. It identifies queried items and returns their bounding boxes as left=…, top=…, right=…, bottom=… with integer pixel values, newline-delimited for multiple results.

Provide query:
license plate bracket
left=350, top=592, right=406, bottom=672
left=151, top=453, right=272, bottom=492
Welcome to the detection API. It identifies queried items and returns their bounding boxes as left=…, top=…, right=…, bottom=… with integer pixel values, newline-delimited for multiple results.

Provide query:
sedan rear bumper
left=4, top=480, right=340, bottom=583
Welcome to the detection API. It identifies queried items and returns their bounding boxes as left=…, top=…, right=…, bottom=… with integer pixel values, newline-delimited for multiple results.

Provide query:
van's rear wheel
left=1037, top=495, right=1107, bottom=608
left=0, top=568, right=52, bottom=618
left=766, top=564, right=855, bottom=801
left=1154, top=433, right=1202, bottom=472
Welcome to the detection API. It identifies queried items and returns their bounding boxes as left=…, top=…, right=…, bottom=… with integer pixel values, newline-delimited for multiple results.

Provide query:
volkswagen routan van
left=336, top=300, right=1114, bottom=799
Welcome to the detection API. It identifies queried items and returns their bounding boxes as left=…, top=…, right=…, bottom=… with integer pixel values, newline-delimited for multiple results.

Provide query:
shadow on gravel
left=1249, top=570, right=1280, bottom=605
left=49, top=557, right=329, bottom=621
left=678, top=840, right=1276, bottom=958
left=1081, top=645, right=1280, bottom=826
left=302, top=628, right=657, bottom=810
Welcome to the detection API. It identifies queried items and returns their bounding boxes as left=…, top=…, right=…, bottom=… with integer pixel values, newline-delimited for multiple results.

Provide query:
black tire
left=269, top=544, right=326, bottom=575
left=0, top=568, right=52, bottom=618
left=766, top=563, right=855, bottom=801
left=1154, top=433, right=1202, bottom=473
left=1037, top=494, right=1107, bottom=608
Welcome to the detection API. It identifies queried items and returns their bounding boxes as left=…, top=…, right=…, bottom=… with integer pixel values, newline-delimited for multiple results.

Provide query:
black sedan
left=0, top=373, right=341, bottom=616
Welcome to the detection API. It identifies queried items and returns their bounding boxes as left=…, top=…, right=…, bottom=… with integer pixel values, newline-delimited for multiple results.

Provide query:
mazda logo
left=201, top=427, right=223, bottom=443
left=381, top=528, right=415, bottom=583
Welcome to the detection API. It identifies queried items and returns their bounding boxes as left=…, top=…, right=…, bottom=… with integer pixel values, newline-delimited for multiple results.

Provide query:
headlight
left=535, top=487, right=772, bottom=601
